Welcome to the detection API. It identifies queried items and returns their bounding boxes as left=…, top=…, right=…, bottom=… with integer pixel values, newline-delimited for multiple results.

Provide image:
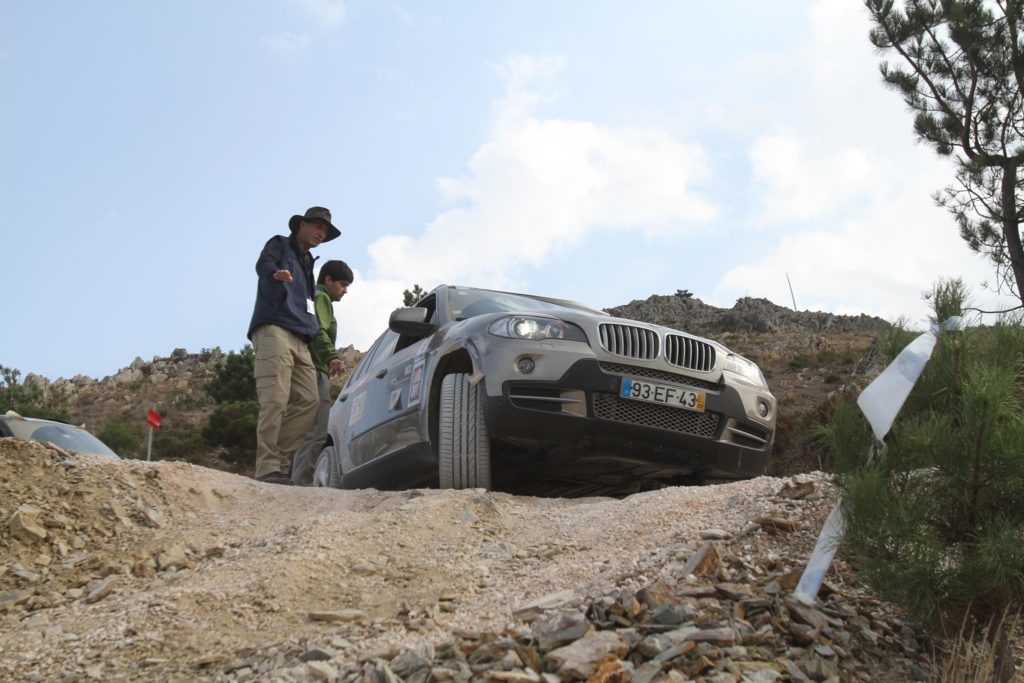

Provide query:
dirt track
left=0, top=438, right=810, bottom=681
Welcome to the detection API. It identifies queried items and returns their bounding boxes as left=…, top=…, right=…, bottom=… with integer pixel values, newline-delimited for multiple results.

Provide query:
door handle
left=338, top=393, right=348, bottom=402
left=375, top=368, right=388, bottom=379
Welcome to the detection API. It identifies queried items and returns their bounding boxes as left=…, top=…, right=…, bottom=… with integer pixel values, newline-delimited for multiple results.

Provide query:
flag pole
left=145, top=409, right=161, bottom=460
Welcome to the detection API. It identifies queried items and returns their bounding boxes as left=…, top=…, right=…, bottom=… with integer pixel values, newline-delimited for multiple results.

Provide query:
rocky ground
left=5, top=437, right=1008, bottom=683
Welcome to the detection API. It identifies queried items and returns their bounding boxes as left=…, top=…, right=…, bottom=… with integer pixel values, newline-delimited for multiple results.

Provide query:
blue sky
left=2, top=1, right=1017, bottom=380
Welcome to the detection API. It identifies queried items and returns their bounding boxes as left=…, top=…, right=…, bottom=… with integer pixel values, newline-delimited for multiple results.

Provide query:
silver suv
left=315, top=285, right=776, bottom=492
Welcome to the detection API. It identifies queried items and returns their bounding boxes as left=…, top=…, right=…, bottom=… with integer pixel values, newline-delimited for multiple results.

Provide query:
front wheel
left=312, top=445, right=342, bottom=488
left=438, top=373, right=492, bottom=489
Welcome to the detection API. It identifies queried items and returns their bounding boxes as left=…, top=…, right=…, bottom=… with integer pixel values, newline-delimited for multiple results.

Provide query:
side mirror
left=389, top=307, right=436, bottom=337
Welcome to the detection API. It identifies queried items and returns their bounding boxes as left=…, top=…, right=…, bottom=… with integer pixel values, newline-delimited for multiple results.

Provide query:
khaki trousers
left=251, top=324, right=318, bottom=479
left=291, top=370, right=331, bottom=485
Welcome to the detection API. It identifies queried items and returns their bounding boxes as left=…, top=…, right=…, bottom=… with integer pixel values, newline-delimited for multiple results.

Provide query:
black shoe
left=256, top=472, right=295, bottom=486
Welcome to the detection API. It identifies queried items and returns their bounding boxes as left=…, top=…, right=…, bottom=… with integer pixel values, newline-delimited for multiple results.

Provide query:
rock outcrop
left=606, top=294, right=887, bottom=338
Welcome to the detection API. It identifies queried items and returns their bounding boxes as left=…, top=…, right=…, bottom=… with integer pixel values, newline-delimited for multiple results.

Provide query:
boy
left=291, top=259, right=354, bottom=485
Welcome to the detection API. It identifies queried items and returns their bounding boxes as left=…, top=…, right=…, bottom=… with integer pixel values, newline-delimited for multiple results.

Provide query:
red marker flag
left=147, top=409, right=161, bottom=429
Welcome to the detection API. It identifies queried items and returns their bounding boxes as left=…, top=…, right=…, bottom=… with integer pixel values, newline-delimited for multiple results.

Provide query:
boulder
left=544, top=630, right=628, bottom=679
left=8, top=504, right=48, bottom=543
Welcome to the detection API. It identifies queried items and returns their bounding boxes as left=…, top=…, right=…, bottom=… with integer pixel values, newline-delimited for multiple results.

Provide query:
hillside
left=605, top=293, right=884, bottom=337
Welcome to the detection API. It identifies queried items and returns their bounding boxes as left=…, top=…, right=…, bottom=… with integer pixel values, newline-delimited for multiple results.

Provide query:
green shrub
left=98, top=419, right=144, bottom=456
left=824, top=278, right=1024, bottom=637
left=201, top=400, right=259, bottom=465
left=787, top=353, right=813, bottom=369
left=153, top=426, right=208, bottom=463
left=877, top=316, right=919, bottom=365
left=810, top=397, right=872, bottom=472
left=204, top=347, right=256, bottom=403
left=815, top=349, right=839, bottom=364
left=0, top=364, right=70, bottom=421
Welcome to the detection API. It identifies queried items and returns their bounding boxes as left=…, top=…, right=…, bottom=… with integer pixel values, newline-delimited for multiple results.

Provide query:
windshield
left=4, top=419, right=120, bottom=458
left=449, top=287, right=605, bottom=320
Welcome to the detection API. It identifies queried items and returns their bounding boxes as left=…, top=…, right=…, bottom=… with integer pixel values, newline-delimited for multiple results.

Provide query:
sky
left=2, top=0, right=1019, bottom=381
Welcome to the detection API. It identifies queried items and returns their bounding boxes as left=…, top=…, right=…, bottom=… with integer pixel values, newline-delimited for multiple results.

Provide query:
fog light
left=758, top=400, right=770, bottom=418
left=517, top=357, right=535, bottom=374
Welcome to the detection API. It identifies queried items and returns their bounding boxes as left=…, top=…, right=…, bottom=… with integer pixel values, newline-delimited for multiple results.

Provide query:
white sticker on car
left=408, top=356, right=426, bottom=407
left=349, top=392, right=366, bottom=425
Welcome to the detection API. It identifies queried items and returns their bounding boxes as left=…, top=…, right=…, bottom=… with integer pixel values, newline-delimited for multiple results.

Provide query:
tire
left=313, top=445, right=342, bottom=488
left=438, top=373, right=492, bottom=490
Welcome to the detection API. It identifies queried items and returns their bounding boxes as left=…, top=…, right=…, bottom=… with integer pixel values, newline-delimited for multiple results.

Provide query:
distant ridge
left=605, top=292, right=888, bottom=337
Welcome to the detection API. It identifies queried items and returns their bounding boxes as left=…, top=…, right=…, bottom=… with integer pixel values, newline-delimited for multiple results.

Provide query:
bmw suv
left=314, top=285, right=776, bottom=493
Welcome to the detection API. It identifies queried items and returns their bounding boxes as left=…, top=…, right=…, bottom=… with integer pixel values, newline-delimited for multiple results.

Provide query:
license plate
left=620, top=377, right=705, bottom=412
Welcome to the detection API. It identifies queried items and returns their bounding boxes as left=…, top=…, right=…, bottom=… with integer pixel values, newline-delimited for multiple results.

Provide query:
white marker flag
left=793, top=316, right=962, bottom=605
left=856, top=317, right=961, bottom=442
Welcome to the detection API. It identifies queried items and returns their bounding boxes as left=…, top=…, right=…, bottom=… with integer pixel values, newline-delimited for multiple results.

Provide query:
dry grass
left=931, top=611, right=1020, bottom=683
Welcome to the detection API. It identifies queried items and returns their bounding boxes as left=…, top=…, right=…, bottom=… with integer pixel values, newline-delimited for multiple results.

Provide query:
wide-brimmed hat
left=288, top=206, right=341, bottom=242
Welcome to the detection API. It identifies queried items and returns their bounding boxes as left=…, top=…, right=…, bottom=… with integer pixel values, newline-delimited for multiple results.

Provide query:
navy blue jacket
left=247, top=234, right=319, bottom=341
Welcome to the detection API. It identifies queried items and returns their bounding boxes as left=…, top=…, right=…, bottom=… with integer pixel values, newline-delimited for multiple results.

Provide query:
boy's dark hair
left=317, top=260, right=354, bottom=285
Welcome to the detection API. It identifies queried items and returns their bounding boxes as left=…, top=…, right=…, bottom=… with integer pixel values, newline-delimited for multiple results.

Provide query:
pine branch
left=1003, top=0, right=1024, bottom=100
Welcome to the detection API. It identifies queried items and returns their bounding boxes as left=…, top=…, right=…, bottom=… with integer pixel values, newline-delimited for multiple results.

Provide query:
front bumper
left=478, top=354, right=775, bottom=479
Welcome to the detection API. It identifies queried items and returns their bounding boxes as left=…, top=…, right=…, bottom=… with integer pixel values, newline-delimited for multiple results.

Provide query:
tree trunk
left=1001, top=163, right=1024, bottom=305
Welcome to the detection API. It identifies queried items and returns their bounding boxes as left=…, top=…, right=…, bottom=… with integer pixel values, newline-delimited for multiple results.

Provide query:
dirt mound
left=0, top=438, right=240, bottom=609
left=0, top=437, right=967, bottom=681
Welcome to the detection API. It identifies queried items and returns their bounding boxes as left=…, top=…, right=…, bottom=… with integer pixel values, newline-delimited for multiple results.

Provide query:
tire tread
left=439, top=373, right=491, bottom=489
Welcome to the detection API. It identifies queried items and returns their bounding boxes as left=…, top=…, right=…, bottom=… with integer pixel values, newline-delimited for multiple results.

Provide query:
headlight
left=723, top=353, right=768, bottom=388
left=488, top=316, right=588, bottom=342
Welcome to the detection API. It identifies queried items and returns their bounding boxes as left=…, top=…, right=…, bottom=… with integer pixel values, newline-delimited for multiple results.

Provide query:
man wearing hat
left=247, top=207, right=341, bottom=485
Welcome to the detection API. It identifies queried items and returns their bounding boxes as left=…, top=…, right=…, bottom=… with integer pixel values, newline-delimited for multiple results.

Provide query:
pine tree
left=201, top=347, right=258, bottom=465
left=403, top=284, right=426, bottom=307
left=822, top=278, right=1024, bottom=679
left=203, top=345, right=256, bottom=403
left=865, top=0, right=1024, bottom=304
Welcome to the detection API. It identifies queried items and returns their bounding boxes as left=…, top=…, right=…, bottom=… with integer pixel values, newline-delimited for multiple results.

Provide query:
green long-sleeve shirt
left=308, top=285, right=338, bottom=375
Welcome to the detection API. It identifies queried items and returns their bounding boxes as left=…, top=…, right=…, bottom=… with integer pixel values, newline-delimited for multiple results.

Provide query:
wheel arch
left=428, top=348, right=476, bottom=449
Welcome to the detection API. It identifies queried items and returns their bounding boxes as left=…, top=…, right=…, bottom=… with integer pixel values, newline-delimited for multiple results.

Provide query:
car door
left=361, top=336, right=432, bottom=464
left=349, top=294, right=440, bottom=471
left=346, top=329, right=399, bottom=468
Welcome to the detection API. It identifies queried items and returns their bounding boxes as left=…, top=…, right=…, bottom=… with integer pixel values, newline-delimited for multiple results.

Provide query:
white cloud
left=490, top=54, right=567, bottom=123
left=741, top=2, right=892, bottom=227
left=262, top=32, right=311, bottom=55
left=750, top=131, right=878, bottom=224
left=290, top=0, right=346, bottom=31
left=336, top=54, right=717, bottom=351
left=714, top=176, right=1018, bottom=326
left=714, top=0, right=1020, bottom=325
left=332, top=271, right=407, bottom=351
